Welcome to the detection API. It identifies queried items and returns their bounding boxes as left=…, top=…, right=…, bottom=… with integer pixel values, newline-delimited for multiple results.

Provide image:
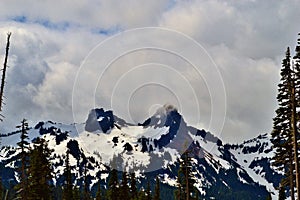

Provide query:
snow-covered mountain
left=0, top=105, right=282, bottom=199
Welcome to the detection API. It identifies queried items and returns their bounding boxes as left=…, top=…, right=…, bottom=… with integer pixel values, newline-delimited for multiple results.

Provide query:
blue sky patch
left=92, top=26, right=121, bottom=36
left=11, top=15, right=70, bottom=31
left=11, top=15, right=28, bottom=23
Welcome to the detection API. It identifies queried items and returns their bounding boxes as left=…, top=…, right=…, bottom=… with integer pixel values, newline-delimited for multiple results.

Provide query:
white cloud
left=0, top=23, right=106, bottom=131
left=0, top=0, right=299, bottom=143
left=160, top=0, right=239, bottom=47
left=160, top=0, right=300, bottom=58
left=0, top=0, right=171, bottom=29
left=209, top=44, right=280, bottom=141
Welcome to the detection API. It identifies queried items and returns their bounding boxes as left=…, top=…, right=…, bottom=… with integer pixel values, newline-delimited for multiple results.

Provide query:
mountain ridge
left=0, top=106, right=282, bottom=199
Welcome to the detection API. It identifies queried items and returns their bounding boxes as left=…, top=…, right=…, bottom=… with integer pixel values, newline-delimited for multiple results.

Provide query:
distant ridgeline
left=0, top=106, right=280, bottom=199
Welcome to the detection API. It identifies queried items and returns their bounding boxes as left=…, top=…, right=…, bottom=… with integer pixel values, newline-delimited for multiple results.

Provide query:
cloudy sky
left=0, top=0, right=299, bottom=143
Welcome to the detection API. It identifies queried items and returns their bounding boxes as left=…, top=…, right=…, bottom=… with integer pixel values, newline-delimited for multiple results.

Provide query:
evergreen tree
left=153, top=176, right=160, bottom=200
left=52, top=185, right=63, bottom=200
left=83, top=157, right=91, bottom=200
left=175, top=168, right=184, bottom=200
left=293, top=32, right=300, bottom=198
left=290, top=65, right=300, bottom=200
left=120, top=171, right=130, bottom=200
left=0, top=178, right=3, bottom=200
left=62, top=150, right=73, bottom=200
left=130, top=172, right=138, bottom=200
left=15, top=119, right=30, bottom=200
left=27, top=137, right=53, bottom=199
left=145, top=180, right=151, bottom=200
left=294, top=34, right=300, bottom=118
left=272, top=47, right=295, bottom=199
left=96, top=184, right=102, bottom=200
left=137, top=190, right=147, bottom=200
left=195, top=189, right=199, bottom=200
left=107, top=168, right=119, bottom=200
left=265, top=192, right=272, bottom=200
left=175, top=150, right=196, bottom=200
left=73, top=186, right=81, bottom=200
left=294, top=32, right=300, bottom=100
left=279, top=185, right=286, bottom=200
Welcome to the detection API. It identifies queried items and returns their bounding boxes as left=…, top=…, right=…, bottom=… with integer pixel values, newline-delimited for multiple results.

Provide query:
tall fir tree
left=272, top=47, right=296, bottom=199
left=145, top=180, right=151, bottom=200
left=73, top=186, right=81, bottom=200
left=15, top=119, right=30, bottom=200
left=290, top=63, right=300, bottom=200
left=83, top=157, right=91, bottom=200
left=130, top=172, right=138, bottom=200
left=137, top=189, right=148, bottom=200
left=96, top=183, right=102, bottom=200
left=175, top=167, right=184, bottom=200
left=153, top=176, right=160, bottom=200
left=0, top=178, right=3, bottom=200
left=295, top=33, right=300, bottom=105
left=175, top=150, right=196, bottom=200
left=120, top=171, right=130, bottom=200
left=27, top=137, right=53, bottom=199
left=294, top=34, right=300, bottom=115
left=294, top=32, right=300, bottom=91
left=279, top=184, right=286, bottom=200
left=265, top=192, right=272, bottom=200
left=195, top=189, right=199, bottom=200
left=107, top=168, right=119, bottom=200
left=293, top=32, right=300, bottom=198
left=62, top=150, right=73, bottom=200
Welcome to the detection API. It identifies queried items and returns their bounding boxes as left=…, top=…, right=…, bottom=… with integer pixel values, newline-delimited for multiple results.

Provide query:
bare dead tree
left=0, top=32, right=12, bottom=121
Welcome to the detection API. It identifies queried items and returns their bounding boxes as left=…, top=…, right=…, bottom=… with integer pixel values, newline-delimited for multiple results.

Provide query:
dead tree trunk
left=291, top=81, right=300, bottom=199
left=0, top=32, right=11, bottom=116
